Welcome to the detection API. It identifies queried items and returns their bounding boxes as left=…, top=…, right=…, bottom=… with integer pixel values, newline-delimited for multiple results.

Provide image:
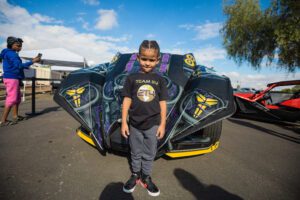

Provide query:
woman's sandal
left=13, top=115, right=28, bottom=122
left=0, top=120, right=17, bottom=127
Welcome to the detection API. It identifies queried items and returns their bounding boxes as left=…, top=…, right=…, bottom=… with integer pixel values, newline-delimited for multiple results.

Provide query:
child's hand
left=121, top=123, right=130, bottom=138
left=156, top=125, right=165, bottom=139
left=32, top=55, right=41, bottom=63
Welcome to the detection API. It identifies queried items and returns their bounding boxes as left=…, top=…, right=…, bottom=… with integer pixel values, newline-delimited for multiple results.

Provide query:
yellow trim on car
left=77, top=129, right=96, bottom=147
left=165, top=141, right=220, bottom=158
left=77, top=128, right=220, bottom=158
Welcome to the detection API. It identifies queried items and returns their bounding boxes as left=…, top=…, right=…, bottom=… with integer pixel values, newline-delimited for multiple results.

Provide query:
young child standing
left=0, top=36, right=41, bottom=126
left=121, top=40, right=168, bottom=196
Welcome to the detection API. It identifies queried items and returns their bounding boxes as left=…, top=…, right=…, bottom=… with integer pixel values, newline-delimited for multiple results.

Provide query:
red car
left=234, top=80, right=300, bottom=122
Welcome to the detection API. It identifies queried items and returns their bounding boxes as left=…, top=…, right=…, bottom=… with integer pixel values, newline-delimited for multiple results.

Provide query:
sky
left=0, top=0, right=299, bottom=89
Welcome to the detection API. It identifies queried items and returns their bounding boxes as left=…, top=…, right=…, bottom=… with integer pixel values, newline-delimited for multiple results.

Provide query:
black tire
left=201, top=121, right=222, bottom=144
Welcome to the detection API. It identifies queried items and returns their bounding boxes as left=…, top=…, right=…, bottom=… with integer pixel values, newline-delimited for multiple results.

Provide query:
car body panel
left=54, top=53, right=235, bottom=157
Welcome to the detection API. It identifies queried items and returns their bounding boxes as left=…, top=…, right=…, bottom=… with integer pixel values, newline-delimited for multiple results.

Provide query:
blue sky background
left=0, top=0, right=299, bottom=89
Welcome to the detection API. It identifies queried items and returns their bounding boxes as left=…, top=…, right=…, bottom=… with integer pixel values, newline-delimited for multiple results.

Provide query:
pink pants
left=3, top=78, right=22, bottom=107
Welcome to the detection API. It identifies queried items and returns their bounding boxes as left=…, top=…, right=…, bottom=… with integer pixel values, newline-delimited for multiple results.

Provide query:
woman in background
left=0, top=36, right=41, bottom=126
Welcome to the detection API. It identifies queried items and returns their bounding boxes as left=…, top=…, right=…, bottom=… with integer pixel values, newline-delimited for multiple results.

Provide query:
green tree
left=291, top=85, right=300, bottom=92
left=222, top=0, right=300, bottom=72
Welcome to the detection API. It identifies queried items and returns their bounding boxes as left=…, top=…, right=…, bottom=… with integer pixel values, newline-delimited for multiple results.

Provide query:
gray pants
left=129, top=125, right=158, bottom=176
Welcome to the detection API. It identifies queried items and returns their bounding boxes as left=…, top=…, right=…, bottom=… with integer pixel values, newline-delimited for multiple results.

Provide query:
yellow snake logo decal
left=193, top=94, right=218, bottom=118
left=192, top=70, right=201, bottom=78
left=184, top=54, right=196, bottom=68
left=66, top=87, right=85, bottom=107
left=111, top=54, right=119, bottom=63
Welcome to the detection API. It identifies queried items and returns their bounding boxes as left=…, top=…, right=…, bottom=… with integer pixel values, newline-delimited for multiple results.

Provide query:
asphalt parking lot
left=0, top=94, right=299, bottom=200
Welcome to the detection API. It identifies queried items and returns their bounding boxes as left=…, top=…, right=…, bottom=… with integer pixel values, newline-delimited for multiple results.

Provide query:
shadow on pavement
left=279, top=124, right=300, bottom=134
left=174, top=168, right=243, bottom=200
left=99, top=182, right=134, bottom=200
left=231, top=114, right=300, bottom=134
left=25, top=106, right=61, bottom=119
left=39, top=105, right=61, bottom=114
left=228, top=118, right=300, bottom=144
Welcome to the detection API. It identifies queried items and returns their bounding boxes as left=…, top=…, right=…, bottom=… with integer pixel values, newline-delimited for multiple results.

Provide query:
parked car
left=54, top=53, right=235, bottom=158
left=239, top=87, right=257, bottom=93
left=234, top=80, right=300, bottom=122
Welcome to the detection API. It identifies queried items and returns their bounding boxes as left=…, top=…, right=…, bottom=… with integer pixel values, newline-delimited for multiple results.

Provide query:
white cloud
left=178, top=24, right=194, bottom=30
left=173, top=41, right=186, bottom=47
left=82, top=0, right=100, bottom=6
left=118, top=4, right=125, bottom=10
left=194, top=22, right=222, bottom=40
left=162, top=48, right=184, bottom=55
left=77, top=16, right=90, bottom=30
left=95, top=9, right=118, bottom=30
left=146, top=33, right=156, bottom=39
left=97, top=35, right=132, bottom=42
left=179, top=21, right=222, bottom=40
left=221, top=71, right=300, bottom=89
left=77, top=12, right=86, bottom=16
left=0, top=1, right=130, bottom=64
left=194, top=46, right=226, bottom=65
left=32, top=13, right=63, bottom=24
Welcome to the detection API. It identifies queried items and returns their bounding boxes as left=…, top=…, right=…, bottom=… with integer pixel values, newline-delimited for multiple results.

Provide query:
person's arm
left=121, top=97, right=132, bottom=138
left=121, top=76, right=132, bottom=138
left=157, top=76, right=169, bottom=139
left=10, top=52, right=32, bottom=69
left=10, top=52, right=40, bottom=69
left=156, top=100, right=167, bottom=139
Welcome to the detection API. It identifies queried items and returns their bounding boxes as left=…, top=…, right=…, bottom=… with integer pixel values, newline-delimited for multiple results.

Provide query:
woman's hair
left=139, top=40, right=160, bottom=57
left=7, top=36, right=23, bottom=48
